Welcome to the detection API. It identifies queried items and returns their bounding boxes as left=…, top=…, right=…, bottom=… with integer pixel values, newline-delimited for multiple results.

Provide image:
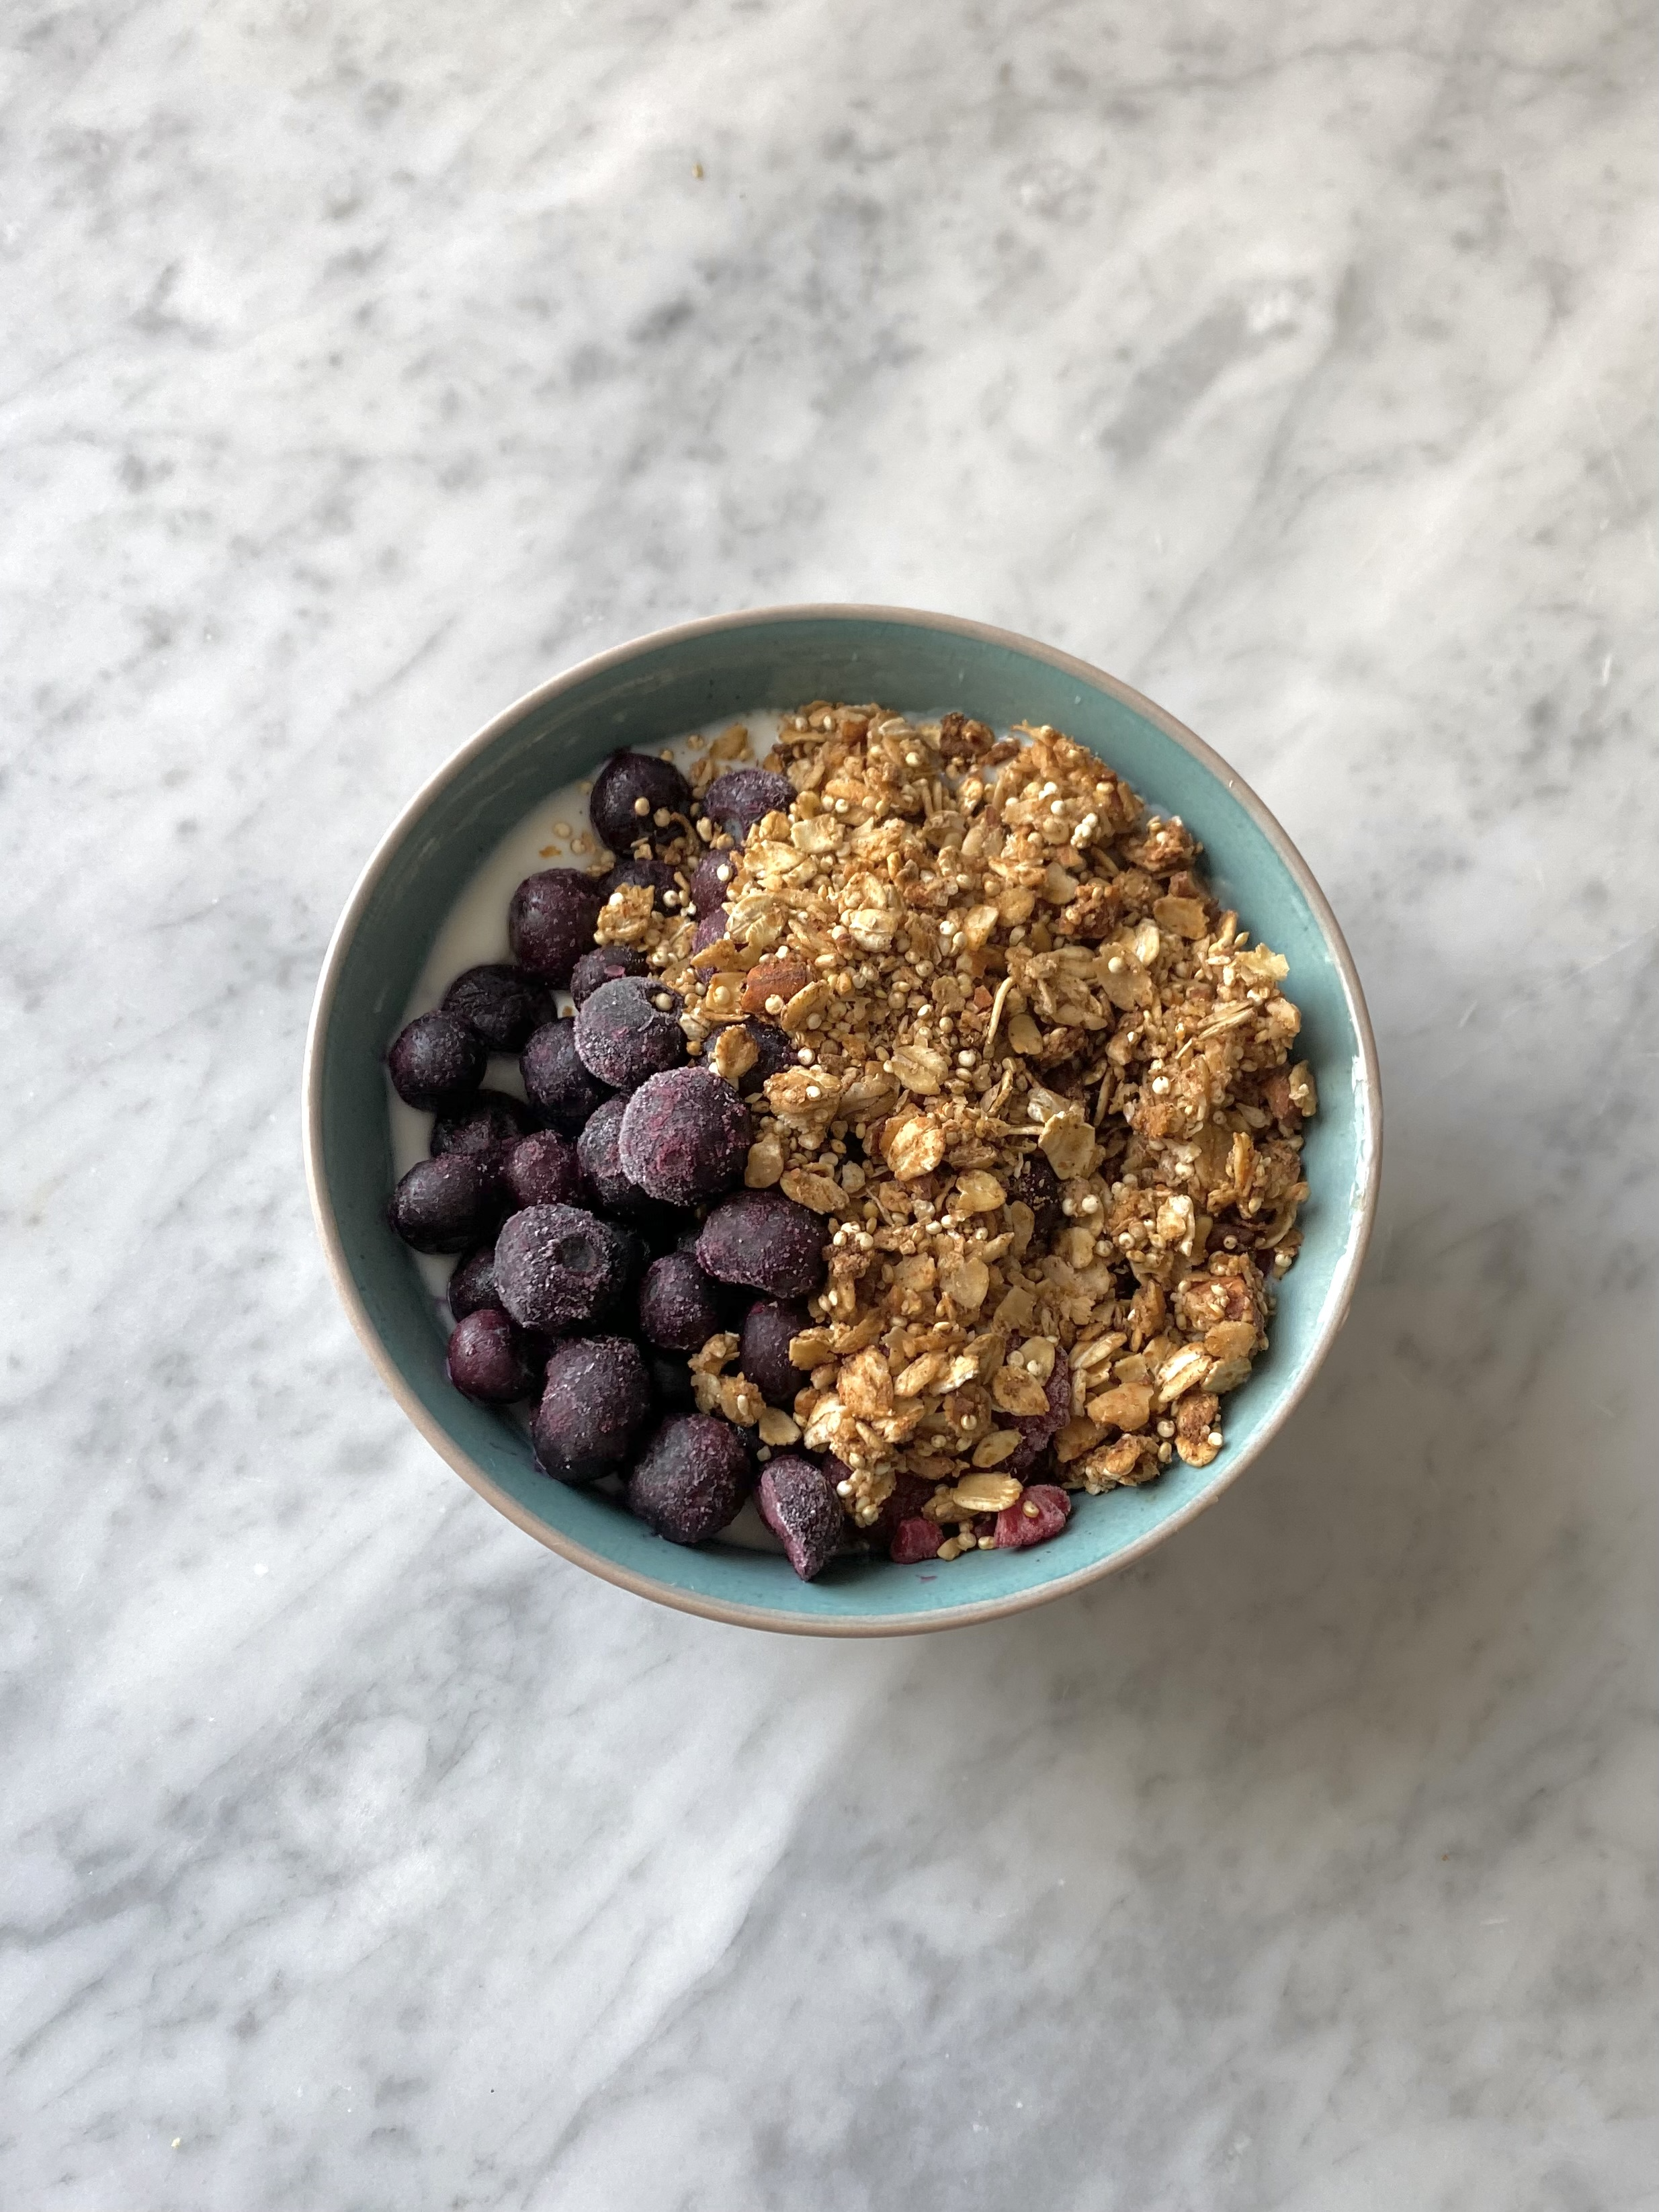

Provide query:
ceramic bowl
left=304, top=605, right=1380, bottom=1635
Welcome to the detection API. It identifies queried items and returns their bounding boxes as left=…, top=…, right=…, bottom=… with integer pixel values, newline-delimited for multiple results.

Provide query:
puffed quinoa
left=596, top=702, right=1314, bottom=1557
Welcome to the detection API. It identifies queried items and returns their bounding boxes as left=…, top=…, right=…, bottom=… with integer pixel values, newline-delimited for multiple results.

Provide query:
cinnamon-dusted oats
left=607, top=700, right=1315, bottom=1556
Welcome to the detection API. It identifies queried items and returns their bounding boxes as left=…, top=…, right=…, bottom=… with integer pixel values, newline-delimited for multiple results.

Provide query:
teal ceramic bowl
left=304, top=606, right=1380, bottom=1636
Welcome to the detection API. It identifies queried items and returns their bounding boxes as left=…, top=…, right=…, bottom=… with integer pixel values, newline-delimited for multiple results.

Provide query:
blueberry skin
left=1007, top=1361, right=1072, bottom=1481
left=691, top=904, right=729, bottom=953
left=446, top=1308, right=541, bottom=1404
left=638, top=1251, right=728, bottom=1354
left=440, top=964, right=556, bottom=1054
left=618, top=1067, right=751, bottom=1207
left=568, top=945, right=650, bottom=1007
left=757, top=1453, right=845, bottom=1580
left=532, top=1335, right=654, bottom=1484
left=589, top=749, right=693, bottom=856
left=386, top=1011, right=488, bottom=1113
left=704, top=767, right=794, bottom=845
left=598, top=854, right=681, bottom=910
left=430, top=1090, right=535, bottom=1160
left=626, top=1415, right=751, bottom=1545
left=574, top=977, right=686, bottom=1093
left=521, top=1018, right=612, bottom=1136
left=734, top=1018, right=796, bottom=1098
left=689, top=849, right=737, bottom=918
left=739, top=1299, right=811, bottom=1406
left=503, top=1130, right=587, bottom=1209
left=507, top=869, right=603, bottom=986
left=646, top=1349, right=697, bottom=1413
left=387, top=1155, right=503, bottom=1254
left=695, top=1189, right=827, bottom=1299
left=493, top=1202, right=634, bottom=1331
left=447, top=1245, right=501, bottom=1322
left=575, top=1097, right=679, bottom=1236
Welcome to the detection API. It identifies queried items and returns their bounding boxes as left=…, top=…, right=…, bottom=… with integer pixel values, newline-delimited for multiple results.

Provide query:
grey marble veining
left=3, top=1, right=1655, bottom=2205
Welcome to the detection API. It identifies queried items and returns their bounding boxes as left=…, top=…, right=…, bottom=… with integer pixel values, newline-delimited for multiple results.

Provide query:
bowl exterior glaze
left=304, top=607, right=1381, bottom=1635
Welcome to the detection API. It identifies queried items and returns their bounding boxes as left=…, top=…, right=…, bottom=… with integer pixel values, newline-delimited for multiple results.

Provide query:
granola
left=598, top=701, right=1315, bottom=1559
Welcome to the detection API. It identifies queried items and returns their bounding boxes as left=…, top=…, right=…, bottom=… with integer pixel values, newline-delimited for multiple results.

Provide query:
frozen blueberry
left=574, top=977, right=686, bottom=1092
left=704, top=767, right=794, bottom=845
left=995, top=1483, right=1072, bottom=1550
left=691, top=904, right=729, bottom=953
left=431, top=1089, right=534, bottom=1160
left=646, top=1349, right=697, bottom=1412
left=638, top=1251, right=727, bottom=1354
left=599, top=854, right=681, bottom=909
left=494, top=1203, right=633, bottom=1331
left=521, top=1018, right=611, bottom=1136
left=626, top=1414, right=750, bottom=1545
left=757, top=1454, right=845, bottom=1581
left=446, top=1308, right=541, bottom=1404
left=448, top=1245, right=501, bottom=1322
left=1013, top=1150, right=1063, bottom=1244
left=735, top=1018, right=797, bottom=1098
left=618, top=1067, right=751, bottom=1206
left=386, top=1011, right=487, bottom=1113
left=507, top=869, right=603, bottom=985
left=1007, top=1361, right=1072, bottom=1480
left=589, top=749, right=693, bottom=855
left=440, top=964, right=556, bottom=1054
left=387, top=1154, right=503, bottom=1254
left=568, top=945, right=650, bottom=1007
left=531, top=1335, right=654, bottom=1484
left=504, top=1129, right=587, bottom=1209
left=575, top=1097, right=675, bottom=1232
left=695, top=1190, right=826, bottom=1299
left=689, top=849, right=737, bottom=918
left=739, top=1299, right=810, bottom=1406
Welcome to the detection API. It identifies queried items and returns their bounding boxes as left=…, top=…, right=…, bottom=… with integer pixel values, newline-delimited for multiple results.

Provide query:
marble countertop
left=5, top=2, right=1654, bottom=2205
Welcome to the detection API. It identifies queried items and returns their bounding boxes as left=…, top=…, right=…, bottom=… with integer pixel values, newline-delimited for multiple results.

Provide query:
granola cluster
left=595, top=704, right=1315, bottom=1560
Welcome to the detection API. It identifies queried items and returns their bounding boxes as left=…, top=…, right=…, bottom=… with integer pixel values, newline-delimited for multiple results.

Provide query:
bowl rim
left=303, top=602, right=1383, bottom=1637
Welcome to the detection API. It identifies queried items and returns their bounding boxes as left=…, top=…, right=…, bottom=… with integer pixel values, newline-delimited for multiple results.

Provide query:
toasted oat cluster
left=597, top=702, right=1316, bottom=1561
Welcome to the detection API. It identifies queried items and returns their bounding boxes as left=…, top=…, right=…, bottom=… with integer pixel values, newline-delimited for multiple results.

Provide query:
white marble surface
left=3, top=1, right=1655, bottom=2204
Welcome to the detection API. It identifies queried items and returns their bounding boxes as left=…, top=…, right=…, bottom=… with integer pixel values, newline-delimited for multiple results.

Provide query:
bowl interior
left=308, top=609, right=1377, bottom=1633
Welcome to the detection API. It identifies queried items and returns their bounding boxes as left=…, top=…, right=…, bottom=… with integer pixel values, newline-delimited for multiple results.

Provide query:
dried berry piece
left=695, top=1190, right=826, bottom=1299
left=446, top=1308, right=541, bottom=1404
left=704, top=767, right=793, bottom=844
left=574, top=977, right=687, bottom=1092
left=1012, top=1151, right=1063, bottom=1245
left=589, top=749, right=693, bottom=855
left=994, top=1484, right=1072, bottom=1550
left=440, top=964, right=556, bottom=1054
left=740, top=950, right=810, bottom=1017
left=387, top=1155, right=503, bottom=1254
left=575, top=1097, right=676, bottom=1233
left=739, top=1299, right=811, bottom=1406
left=691, top=904, right=729, bottom=953
left=507, top=869, right=603, bottom=985
left=869, top=1471, right=937, bottom=1555
left=386, top=1011, right=488, bottom=1113
left=504, top=1130, right=587, bottom=1209
left=618, top=1066, right=751, bottom=1205
left=493, top=1203, right=633, bottom=1331
left=568, top=945, right=649, bottom=1007
left=447, top=1245, right=501, bottom=1322
left=431, top=1090, right=534, bottom=1160
left=638, top=1251, right=728, bottom=1353
left=890, top=1516, right=944, bottom=1566
left=1007, top=1361, right=1072, bottom=1480
left=626, top=1414, right=750, bottom=1544
left=757, top=1454, right=843, bottom=1580
left=531, top=1335, right=654, bottom=1484
left=521, top=1018, right=611, bottom=1136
